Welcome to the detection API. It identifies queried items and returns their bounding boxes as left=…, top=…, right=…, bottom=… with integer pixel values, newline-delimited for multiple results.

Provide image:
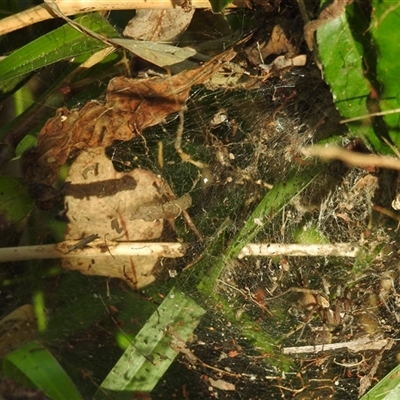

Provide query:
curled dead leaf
left=123, top=9, right=195, bottom=43
left=22, top=50, right=236, bottom=187
left=62, top=147, right=189, bottom=289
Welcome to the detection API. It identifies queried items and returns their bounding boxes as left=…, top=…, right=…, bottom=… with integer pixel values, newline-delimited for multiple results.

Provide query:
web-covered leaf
left=21, top=50, right=235, bottom=187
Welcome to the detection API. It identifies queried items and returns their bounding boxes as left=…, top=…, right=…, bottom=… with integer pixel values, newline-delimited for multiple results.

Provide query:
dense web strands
left=1, top=1, right=400, bottom=399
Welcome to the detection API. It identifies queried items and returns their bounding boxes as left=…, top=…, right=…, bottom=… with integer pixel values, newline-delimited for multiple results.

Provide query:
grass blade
left=2, top=341, right=83, bottom=400
left=95, top=287, right=205, bottom=399
left=0, top=13, right=119, bottom=93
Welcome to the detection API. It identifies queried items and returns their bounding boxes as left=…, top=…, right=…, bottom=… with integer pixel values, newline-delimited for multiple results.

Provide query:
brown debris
left=21, top=50, right=236, bottom=186
left=245, top=24, right=297, bottom=65
left=304, top=0, right=354, bottom=51
left=123, top=9, right=195, bottom=43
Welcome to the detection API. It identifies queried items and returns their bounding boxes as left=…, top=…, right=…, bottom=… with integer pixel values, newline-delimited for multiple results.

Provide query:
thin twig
left=0, top=241, right=363, bottom=262
left=0, top=241, right=189, bottom=261
left=0, top=0, right=245, bottom=36
left=217, top=279, right=273, bottom=316
left=283, top=336, right=391, bottom=354
left=341, top=107, right=400, bottom=124
left=238, top=243, right=359, bottom=259
left=302, top=145, right=400, bottom=170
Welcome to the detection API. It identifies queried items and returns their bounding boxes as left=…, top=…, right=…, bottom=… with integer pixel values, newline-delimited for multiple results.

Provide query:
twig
left=67, top=233, right=99, bottom=253
left=283, top=336, right=391, bottom=354
left=341, top=107, right=400, bottom=124
left=0, top=241, right=363, bottom=262
left=0, top=0, right=245, bottom=36
left=167, top=325, right=241, bottom=378
left=373, top=205, right=400, bottom=224
left=0, top=240, right=189, bottom=261
left=0, top=239, right=360, bottom=262
left=302, top=145, right=400, bottom=170
left=44, top=0, right=112, bottom=45
left=358, top=339, right=394, bottom=397
left=238, top=243, right=359, bottom=259
left=217, top=279, right=273, bottom=316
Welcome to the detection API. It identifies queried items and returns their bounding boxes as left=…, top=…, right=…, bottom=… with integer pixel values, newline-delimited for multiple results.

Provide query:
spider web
left=104, top=66, right=396, bottom=399
left=1, top=3, right=400, bottom=399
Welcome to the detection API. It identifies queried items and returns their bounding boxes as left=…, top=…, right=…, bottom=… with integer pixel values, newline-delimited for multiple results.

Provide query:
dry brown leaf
left=22, top=49, right=236, bottom=187
left=123, top=9, right=195, bottom=43
left=245, top=25, right=297, bottom=65
left=111, top=39, right=199, bottom=72
left=304, top=0, right=354, bottom=50
left=209, top=378, right=236, bottom=391
left=62, top=147, right=187, bottom=289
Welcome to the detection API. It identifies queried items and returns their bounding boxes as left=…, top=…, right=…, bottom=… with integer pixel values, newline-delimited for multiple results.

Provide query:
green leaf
left=0, top=176, right=35, bottom=229
left=316, top=2, right=388, bottom=153
left=360, top=359, right=400, bottom=399
left=294, top=223, right=329, bottom=244
left=370, top=2, right=400, bottom=149
left=2, top=341, right=83, bottom=400
left=0, top=13, right=119, bottom=94
left=95, top=287, right=205, bottom=399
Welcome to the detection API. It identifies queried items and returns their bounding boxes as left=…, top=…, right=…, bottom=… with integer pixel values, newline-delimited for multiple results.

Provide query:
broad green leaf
left=2, top=341, right=83, bottom=400
left=370, top=2, right=400, bottom=149
left=317, top=2, right=388, bottom=153
left=95, top=287, right=205, bottom=399
left=0, top=13, right=119, bottom=94
left=0, top=176, right=35, bottom=229
left=360, top=359, right=400, bottom=399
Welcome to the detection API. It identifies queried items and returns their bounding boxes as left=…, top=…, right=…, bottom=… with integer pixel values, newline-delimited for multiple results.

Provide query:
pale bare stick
left=0, top=0, right=245, bottom=36
left=302, top=145, right=400, bottom=170
left=238, top=243, right=360, bottom=259
left=44, top=0, right=111, bottom=45
left=174, top=109, right=208, bottom=169
left=0, top=241, right=362, bottom=262
left=283, top=336, right=391, bottom=354
left=0, top=241, right=189, bottom=262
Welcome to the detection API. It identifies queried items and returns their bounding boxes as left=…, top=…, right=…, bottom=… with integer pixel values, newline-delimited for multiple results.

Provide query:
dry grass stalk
left=0, top=0, right=245, bottom=36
